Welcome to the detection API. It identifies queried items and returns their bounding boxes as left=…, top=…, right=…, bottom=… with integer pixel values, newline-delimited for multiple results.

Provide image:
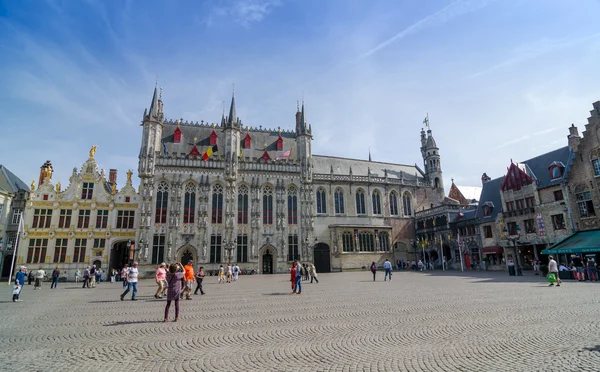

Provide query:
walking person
left=82, top=266, right=91, bottom=288
left=218, top=265, right=224, bottom=283
left=28, top=270, right=34, bottom=285
left=290, top=261, right=298, bottom=293
left=226, top=264, right=233, bottom=283
left=155, top=263, right=167, bottom=299
left=181, top=261, right=194, bottom=300
left=121, top=265, right=129, bottom=288
left=383, top=259, right=392, bottom=281
left=164, top=263, right=185, bottom=322
left=51, top=266, right=60, bottom=289
left=233, top=263, right=240, bottom=282
left=310, top=263, right=319, bottom=284
left=89, top=265, right=97, bottom=288
left=370, top=261, right=377, bottom=281
left=34, top=267, right=45, bottom=290
left=96, top=268, right=103, bottom=284
left=548, top=255, right=561, bottom=287
left=194, top=266, right=205, bottom=295
left=74, top=268, right=81, bottom=283
left=13, top=266, right=27, bottom=302
left=120, top=262, right=139, bottom=301
left=293, top=260, right=302, bottom=294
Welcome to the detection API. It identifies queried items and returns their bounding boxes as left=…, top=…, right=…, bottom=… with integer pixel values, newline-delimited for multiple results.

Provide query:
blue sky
left=1, top=0, right=599, bottom=191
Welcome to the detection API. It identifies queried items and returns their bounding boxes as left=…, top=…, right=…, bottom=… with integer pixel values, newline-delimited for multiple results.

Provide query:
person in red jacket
left=290, top=262, right=297, bottom=292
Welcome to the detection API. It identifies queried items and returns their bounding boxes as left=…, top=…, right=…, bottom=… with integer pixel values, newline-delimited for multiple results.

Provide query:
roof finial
left=232, top=83, right=235, bottom=96
left=155, top=73, right=158, bottom=86
left=159, top=87, right=163, bottom=100
left=451, top=178, right=454, bottom=184
left=368, top=148, right=372, bottom=162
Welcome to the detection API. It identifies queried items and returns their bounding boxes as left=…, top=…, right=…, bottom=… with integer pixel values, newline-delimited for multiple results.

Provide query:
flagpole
left=7, top=214, right=23, bottom=285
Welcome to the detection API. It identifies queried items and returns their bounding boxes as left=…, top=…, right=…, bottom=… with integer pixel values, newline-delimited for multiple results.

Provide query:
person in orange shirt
left=181, top=260, right=195, bottom=300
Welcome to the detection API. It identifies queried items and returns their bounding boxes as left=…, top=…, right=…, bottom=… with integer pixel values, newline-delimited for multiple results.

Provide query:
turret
left=420, top=127, right=443, bottom=190
left=567, top=123, right=581, bottom=153
left=481, top=172, right=491, bottom=185
left=223, top=93, right=241, bottom=177
left=295, top=102, right=312, bottom=182
left=138, top=84, right=164, bottom=178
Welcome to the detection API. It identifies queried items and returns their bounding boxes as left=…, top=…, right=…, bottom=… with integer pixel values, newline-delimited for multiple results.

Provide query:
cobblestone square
left=1, top=271, right=600, bottom=372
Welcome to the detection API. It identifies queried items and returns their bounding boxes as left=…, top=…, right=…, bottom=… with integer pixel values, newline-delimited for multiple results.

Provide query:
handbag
left=547, top=273, right=557, bottom=283
left=12, top=285, right=22, bottom=295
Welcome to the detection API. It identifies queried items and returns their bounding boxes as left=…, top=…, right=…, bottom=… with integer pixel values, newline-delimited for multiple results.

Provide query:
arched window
left=334, top=188, right=345, bottom=214
left=155, top=182, right=169, bottom=224
left=434, top=177, right=440, bottom=188
left=358, top=231, right=374, bottom=252
left=263, top=186, right=273, bottom=225
left=378, top=231, right=390, bottom=252
left=211, top=184, right=223, bottom=224
left=403, top=192, right=412, bottom=216
left=389, top=192, right=399, bottom=216
left=356, top=189, right=366, bottom=215
left=342, top=232, right=354, bottom=252
left=183, top=183, right=196, bottom=224
left=372, top=190, right=382, bottom=215
left=237, top=185, right=248, bottom=224
left=287, top=186, right=297, bottom=225
left=316, top=188, right=327, bottom=214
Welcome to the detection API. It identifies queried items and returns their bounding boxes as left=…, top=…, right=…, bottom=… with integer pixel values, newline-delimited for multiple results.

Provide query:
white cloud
left=204, top=0, right=282, bottom=28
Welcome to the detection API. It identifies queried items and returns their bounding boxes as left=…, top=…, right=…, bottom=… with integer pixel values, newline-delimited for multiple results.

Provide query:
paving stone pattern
left=1, top=271, right=600, bottom=372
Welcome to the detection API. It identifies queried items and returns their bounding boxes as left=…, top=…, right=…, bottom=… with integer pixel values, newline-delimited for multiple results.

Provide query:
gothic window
left=238, top=185, right=249, bottom=224
left=334, top=188, right=345, bottom=214
left=316, top=188, right=327, bottom=214
left=263, top=186, right=274, bottom=224
left=358, top=232, right=375, bottom=252
left=372, top=190, right=382, bottom=215
left=576, top=191, right=596, bottom=218
left=210, top=234, right=222, bottom=263
left=389, top=192, right=399, bottom=216
left=155, top=182, right=169, bottom=224
left=342, top=232, right=354, bottom=252
left=378, top=231, right=390, bottom=252
left=81, top=182, right=94, bottom=200
left=152, top=235, right=165, bottom=264
left=288, top=234, right=299, bottom=261
left=402, top=192, right=412, bottom=216
left=237, top=235, right=248, bottom=263
left=356, top=189, right=366, bottom=215
left=184, top=183, right=196, bottom=224
left=593, top=159, right=600, bottom=177
left=212, top=184, right=224, bottom=224
left=287, top=187, right=298, bottom=225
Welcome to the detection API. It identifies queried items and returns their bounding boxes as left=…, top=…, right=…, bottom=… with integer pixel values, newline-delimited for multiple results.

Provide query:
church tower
left=223, top=93, right=241, bottom=178
left=295, top=102, right=312, bottom=182
left=420, top=127, right=444, bottom=192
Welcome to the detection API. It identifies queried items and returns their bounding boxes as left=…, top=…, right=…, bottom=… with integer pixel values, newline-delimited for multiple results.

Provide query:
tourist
left=34, top=267, right=45, bottom=290
left=181, top=261, right=194, bottom=300
left=51, top=266, right=60, bottom=289
left=13, top=266, right=27, bottom=302
left=233, top=263, right=240, bottom=282
left=294, top=260, right=302, bottom=294
left=218, top=265, right=224, bottom=283
left=226, top=264, right=233, bottom=283
left=96, top=268, right=103, bottom=284
left=310, top=263, right=319, bottom=284
left=587, top=259, right=597, bottom=282
left=194, top=266, right=206, bottom=295
left=370, top=262, right=377, bottom=281
left=548, top=256, right=560, bottom=287
left=90, top=265, right=97, bottom=288
left=75, top=268, right=81, bottom=283
left=383, top=259, right=392, bottom=281
left=28, top=270, right=34, bottom=285
left=121, top=265, right=129, bottom=288
left=155, top=262, right=167, bottom=299
left=290, top=262, right=297, bottom=292
left=573, top=254, right=585, bottom=281
left=164, top=263, right=185, bottom=322
left=120, top=262, right=139, bottom=301
left=533, top=260, right=540, bottom=275
left=82, top=266, right=91, bottom=288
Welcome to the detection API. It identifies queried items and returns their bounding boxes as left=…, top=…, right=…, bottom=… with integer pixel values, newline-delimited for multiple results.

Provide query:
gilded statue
left=89, top=145, right=97, bottom=159
left=44, top=166, right=53, bottom=180
left=30, top=180, right=36, bottom=191
left=111, top=183, right=117, bottom=195
left=126, top=169, right=133, bottom=183
left=56, top=182, right=61, bottom=193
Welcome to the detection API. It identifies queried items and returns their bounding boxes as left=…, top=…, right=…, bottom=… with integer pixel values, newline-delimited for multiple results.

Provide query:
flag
left=162, top=142, right=168, bottom=156
left=275, top=150, right=291, bottom=161
left=202, top=145, right=218, bottom=161
left=423, top=114, right=429, bottom=128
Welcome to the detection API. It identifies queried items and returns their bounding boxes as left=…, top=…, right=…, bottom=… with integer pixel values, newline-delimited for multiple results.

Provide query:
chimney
left=38, top=160, right=52, bottom=186
left=109, top=169, right=118, bottom=185
left=481, top=172, right=491, bottom=185
left=568, top=123, right=581, bottom=152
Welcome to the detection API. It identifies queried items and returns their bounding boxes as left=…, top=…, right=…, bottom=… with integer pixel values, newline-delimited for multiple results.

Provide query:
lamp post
left=503, top=225, right=523, bottom=276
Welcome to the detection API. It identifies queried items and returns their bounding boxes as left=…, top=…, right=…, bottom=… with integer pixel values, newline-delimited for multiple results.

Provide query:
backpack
left=371, top=264, right=376, bottom=271
left=233, top=266, right=238, bottom=273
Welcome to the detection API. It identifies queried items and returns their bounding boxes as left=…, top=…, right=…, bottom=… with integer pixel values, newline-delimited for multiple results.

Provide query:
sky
left=1, top=0, right=599, bottom=192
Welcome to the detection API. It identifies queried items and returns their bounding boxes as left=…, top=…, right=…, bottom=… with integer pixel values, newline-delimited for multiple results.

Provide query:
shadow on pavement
left=104, top=320, right=164, bottom=326
left=411, top=270, right=597, bottom=284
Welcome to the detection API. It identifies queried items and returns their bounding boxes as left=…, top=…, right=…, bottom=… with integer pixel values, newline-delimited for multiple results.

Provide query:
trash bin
left=508, top=266, right=516, bottom=276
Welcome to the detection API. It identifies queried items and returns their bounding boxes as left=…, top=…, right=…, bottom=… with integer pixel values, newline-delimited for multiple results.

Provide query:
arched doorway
left=313, top=243, right=331, bottom=273
left=259, top=245, right=277, bottom=274
left=110, top=241, right=129, bottom=273
left=93, top=260, right=102, bottom=270
left=178, top=245, right=196, bottom=266
left=429, top=249, right=439, bottom=263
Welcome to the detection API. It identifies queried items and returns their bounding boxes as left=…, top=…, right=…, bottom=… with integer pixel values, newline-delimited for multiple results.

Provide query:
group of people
left=217, top=264, right=241, bottom=283
left=290, top=261, right=319, bottom=294
left=369, top=259, right=394, bottom=281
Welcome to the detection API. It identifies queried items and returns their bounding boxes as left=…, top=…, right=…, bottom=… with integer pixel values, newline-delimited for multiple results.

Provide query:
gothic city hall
left=133, top=86, right=445, bottom=275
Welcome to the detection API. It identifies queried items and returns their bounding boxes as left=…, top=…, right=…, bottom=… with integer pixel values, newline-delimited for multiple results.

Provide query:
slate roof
left=520, top=146, right=572, bottom=189
left=312, top=156, right=424, bottom=180
left=475, top=176, right=504, bottom=223
left=450, top=208, right=478, bottom=223
left=0, top=165, right=30, bottom=193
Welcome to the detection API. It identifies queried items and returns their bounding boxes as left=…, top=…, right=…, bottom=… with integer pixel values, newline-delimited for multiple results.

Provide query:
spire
left=144, top=83, right=163, bottom=122
left=227, top=92, right=237, bottom=127
left=368, top=149, right=372, bottom=162
left=149, top=84, right=159, bottom=118
left=300, top=101, right=306, bottom=132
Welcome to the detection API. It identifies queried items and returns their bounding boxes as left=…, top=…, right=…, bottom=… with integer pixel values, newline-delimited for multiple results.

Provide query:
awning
left=542, top=229, right=600, bottom=255
left=482, top=246, right=503, bottom=255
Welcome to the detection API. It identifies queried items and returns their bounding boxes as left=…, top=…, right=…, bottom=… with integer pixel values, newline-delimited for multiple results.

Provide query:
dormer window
left=482, top=201, right=494, bottom=217
left=81, top=182, right=94, bottom=200
left=276, top=136, right=283, bottom=151
left=243, top=134, right=251, bottom=149
left=548, top=161, right=565, bottom=180
left=174, top=126, right=182, bottom=143
left=261, top=151, right=270, bottom=164
left=210, top=130, right=218, bottom=146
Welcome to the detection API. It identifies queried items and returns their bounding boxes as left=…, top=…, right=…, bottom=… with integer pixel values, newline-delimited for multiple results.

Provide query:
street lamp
left=502, top=225, right=523, bottom=276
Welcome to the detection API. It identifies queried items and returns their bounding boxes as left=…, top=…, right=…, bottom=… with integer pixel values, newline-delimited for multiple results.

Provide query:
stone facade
left=0, top=165, right=29, bottom=277
left=16, top=151, right=139, bottom=275
left=565, top=101, right=600, bottom=231
left=135, top=87, right=444, bottom=275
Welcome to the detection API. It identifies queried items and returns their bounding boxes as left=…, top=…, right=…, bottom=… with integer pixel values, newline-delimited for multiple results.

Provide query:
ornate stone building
left=135, top=87, right=445, bottom=274
left=0, top=165, right=29, bottom=277
left=17, top=150, right=139, bottom=274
